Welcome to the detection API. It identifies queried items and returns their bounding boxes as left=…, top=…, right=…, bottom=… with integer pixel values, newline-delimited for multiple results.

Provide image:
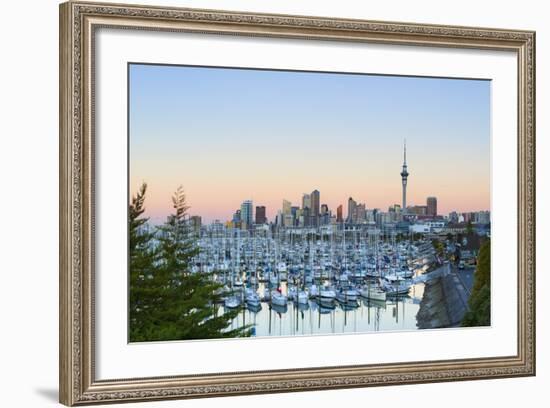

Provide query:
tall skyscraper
left=356, top=203, right=366, bottom=223
left=301, top=207, right=310, bottom=227
left=310, top=189, right=320, bottom=227
left=320, top=204, right=330, bottom=225
left=302, top=193, right=311, bottom=210
left=240, top=200, right=253, bottom=229
left=311, top=190, right=320, bottom=216
left=291, top=206, right=299, bottom=227
left=401, top=140, right=409, bottom=211
left=427, top=196, right=437, bottom=217
left=347, top=197, right=357, bottom=223
left=336, top=205, right=343, bottom=223
left=255, top=206, right=266, bottom=224
left=282, top=199, right=293, bottom=227
left=282, top=199, right=292, bottom=215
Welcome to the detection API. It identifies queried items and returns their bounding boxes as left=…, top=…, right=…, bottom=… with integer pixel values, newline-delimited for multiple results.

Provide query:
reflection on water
left=225, top=282, right=424, bottom=338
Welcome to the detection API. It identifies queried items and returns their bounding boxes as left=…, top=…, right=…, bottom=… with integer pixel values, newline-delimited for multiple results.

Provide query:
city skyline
left=136, top=183, right=490, bottom=227
left=220, top=193, right=488, bottom=228
left=129, top=64, right=491, bottom=224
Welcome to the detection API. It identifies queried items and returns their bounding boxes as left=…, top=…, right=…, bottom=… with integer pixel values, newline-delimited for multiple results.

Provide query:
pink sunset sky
left=129, top=64, right=491, bottom=224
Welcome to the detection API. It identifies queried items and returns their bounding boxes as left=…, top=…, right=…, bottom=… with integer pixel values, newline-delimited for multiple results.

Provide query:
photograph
left=56, top=1, right=536, bottom=405
left=128, top=64, right=492, bottom=343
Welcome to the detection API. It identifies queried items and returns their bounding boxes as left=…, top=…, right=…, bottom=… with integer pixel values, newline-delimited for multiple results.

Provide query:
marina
left=190, top=226, right=438, bottom=336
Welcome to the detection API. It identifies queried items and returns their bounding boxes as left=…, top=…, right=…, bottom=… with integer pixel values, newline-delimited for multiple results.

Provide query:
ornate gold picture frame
left=59, top=1, right=535, bottom=405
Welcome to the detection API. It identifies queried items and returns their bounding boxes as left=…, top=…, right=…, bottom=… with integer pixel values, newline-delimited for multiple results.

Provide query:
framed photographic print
left=59, top=1, right=536, bottom=405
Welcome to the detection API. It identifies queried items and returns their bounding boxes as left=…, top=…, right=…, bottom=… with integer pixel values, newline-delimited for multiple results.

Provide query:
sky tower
left=400, top=140, right=409, bottom=212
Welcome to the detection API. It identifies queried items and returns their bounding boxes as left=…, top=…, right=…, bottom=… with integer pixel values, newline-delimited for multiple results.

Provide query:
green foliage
left=129, top=183, right=159, bottom=341
left=431, top=239, right=445, bottom=258
left=461, top=239, right=491, bottom=327
left=129, top=184, right=251, bottom=342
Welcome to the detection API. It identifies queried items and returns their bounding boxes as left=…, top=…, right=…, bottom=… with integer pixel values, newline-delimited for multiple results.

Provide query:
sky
left=129, top=63, right=491, bottom=224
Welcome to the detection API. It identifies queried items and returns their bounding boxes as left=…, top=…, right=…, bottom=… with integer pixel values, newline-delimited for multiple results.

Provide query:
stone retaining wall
left=416, top=265, right=469, bottom=329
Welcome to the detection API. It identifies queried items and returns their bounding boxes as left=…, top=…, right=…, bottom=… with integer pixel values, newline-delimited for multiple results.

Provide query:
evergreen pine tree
left=128, top=183, right=159, bottom=341
left=148, top=186, right=251, bottom=341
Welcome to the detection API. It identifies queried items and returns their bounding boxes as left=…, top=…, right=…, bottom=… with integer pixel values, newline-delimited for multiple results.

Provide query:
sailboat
left=382, top=279, right=411, bottom=297
left=319, top=284, right=336, bottom=301
left=296, top=290, right=309, bottom=305
left=224, top=294, right=241, bottom=309
left=361, top=231, right=387, bottom=302
left=244, top=287, right=261, bottom=307
left=271, top=288, right=288, bottom=307
left=225, top=235, right=242, bottom=309
left=336, top=288, right=358, bottom=304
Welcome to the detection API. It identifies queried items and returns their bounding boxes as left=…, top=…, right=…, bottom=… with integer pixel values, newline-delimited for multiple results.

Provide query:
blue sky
left=129, top=63, right=490, bottom=223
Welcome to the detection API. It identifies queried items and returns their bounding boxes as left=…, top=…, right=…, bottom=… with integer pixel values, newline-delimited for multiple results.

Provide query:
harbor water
left=225, top=281, right=425, bottom=337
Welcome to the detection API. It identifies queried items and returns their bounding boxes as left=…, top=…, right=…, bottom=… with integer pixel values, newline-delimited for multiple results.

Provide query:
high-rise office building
left=409, top=205, right=427, bottom=216
left=291, top=206, right=299, bottom=226
left=310, top=190, right=320, bottom=227
left=296, top=208, right=303, bottom=227
left=282, top=199, right=293, bottom=227
left=302, top=193, right=311, bottom=211
left=448, top=211, right=459, bottom=223
left=255, top=206, right=266, bottom=224
left=366, top=209, right=377, bottom=223
left=462, top=212, right=473, bottom=223
left=302, top=207, right=310, bottom=227
left=475, top=210, right=491, bottom=224
left=347, top=197, right=357, bottom=223
left=283, top=214, right=294, bottom=228
left=356, top=203, right=366, bottom=223
left=387, top=204, right=402, bottom=222
left=232, top=209, right=241, bottom=223
left=275, top=210, right=283, bottom=226
left=336, top=204, right=343, bottom=223
left=282, top=199, right=292, bottom=215
left=231, top=209, right=242, bottom=229
left=240, top=200, right=253, bottom=229
left=311, top=190, right=320, bottom=216
left=189, top=216, right=202, bottom=235
left=320, top=204, right=329, bottom=225
left=427, top=196, right=437, bottom=217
